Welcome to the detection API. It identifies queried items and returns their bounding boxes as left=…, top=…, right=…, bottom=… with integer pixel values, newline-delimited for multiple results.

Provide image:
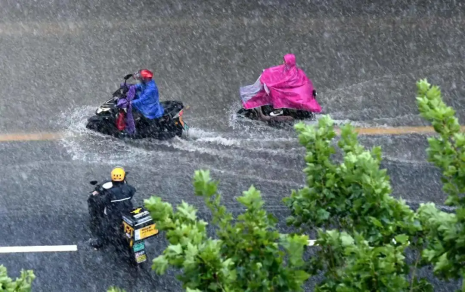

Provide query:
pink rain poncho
left=240, top=54, right=322, bottom=113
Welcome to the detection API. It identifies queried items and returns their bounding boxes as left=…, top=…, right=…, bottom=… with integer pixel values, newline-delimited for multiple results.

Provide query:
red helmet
left=139, top=69, right=153, bottom=80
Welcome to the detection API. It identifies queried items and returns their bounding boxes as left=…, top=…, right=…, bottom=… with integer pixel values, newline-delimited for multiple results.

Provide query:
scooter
left=86, top=73, right=188, bottom=140
left=237, top=90, right=318, bottom=123
left=87, top=177, right=158, bottom=266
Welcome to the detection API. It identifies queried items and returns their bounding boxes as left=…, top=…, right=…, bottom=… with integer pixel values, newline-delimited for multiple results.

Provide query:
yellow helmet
left=111, top=167, right=126, bottom=182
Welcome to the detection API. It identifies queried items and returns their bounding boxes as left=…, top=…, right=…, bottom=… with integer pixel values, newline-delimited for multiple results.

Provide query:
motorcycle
left=86, top=73, right=189, bottom=140
left=87, top=176, right=158, bottom=266
left=236, top=90, right=318, bottom=123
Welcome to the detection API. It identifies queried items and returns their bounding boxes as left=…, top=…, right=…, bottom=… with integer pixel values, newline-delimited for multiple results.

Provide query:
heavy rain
left=0, top=0, right=464, bottom=291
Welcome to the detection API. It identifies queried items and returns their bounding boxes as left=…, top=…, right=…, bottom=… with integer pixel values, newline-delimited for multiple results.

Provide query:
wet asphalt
left=0, top=0, right=464, bottom=291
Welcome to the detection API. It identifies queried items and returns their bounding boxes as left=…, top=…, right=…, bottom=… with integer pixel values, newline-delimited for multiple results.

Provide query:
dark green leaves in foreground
left=415, top=79, right=465, bottom=290
left=0, top=265, right=35, bottom=292
left=145, top=170, right=309, bottom=292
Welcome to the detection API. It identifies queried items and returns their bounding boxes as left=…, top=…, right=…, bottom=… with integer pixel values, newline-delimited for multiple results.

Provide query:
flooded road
left=0, top=0, right=464, bottom=291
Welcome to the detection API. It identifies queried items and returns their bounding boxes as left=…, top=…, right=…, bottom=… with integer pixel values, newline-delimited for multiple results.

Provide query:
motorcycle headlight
left=96, top=107, right=110, bottom=114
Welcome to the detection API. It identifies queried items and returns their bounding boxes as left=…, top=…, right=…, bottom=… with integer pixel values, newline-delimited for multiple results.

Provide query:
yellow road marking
left=350, top=125, right=465, bottom=136
left=0, top=132, right=65, bottom=142
left=0, top=125, right=461, bottom=143
left=353, top=126, right=434, bottom=135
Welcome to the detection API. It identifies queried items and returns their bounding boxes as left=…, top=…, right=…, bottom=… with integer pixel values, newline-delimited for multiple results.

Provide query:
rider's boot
left=270, top=109, right=283, bottom=117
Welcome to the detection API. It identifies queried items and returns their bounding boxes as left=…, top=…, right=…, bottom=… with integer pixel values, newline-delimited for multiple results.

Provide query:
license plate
left=135, top=251, right=147, bottom=263
left=135, top=224, right=158, bottom=240
left=133, top=241, right=145, bottom=252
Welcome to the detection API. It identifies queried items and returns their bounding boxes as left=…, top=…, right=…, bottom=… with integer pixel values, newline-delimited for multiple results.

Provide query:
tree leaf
left=394, top=234, right=409, bottom=245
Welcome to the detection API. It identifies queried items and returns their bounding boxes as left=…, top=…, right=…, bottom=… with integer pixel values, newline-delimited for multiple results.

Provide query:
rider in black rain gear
left=89, top=167, right=136, bottom=249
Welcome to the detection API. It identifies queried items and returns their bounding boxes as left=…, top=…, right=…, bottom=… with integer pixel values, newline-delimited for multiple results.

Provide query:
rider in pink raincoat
left=240, top=54, right=322, bottom=115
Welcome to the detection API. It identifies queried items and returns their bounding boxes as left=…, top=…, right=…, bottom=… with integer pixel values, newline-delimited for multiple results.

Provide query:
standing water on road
left=0, top=0, right=464, bottom=291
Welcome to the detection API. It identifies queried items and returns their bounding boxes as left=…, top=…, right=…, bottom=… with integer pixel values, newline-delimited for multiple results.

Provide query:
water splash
left=57, top=106, right=159, bottom=164
left=57, top=106, right=305, bottom=168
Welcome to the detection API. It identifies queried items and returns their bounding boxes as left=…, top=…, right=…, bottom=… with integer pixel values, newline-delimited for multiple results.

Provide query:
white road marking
left=0, top=245, right=78, bottom=253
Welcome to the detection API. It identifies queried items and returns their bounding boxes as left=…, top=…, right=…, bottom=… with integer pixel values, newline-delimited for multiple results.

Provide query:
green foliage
left=416, top=79, right=465, bottom=206
left=144, top=193, right=228, bottom=291
left=284, top=117, right=419, bottom=246
left=282, top=88, right=440, bottom=290
left=0, top=265, right=34, bottom=292
left=415, top=79, right=465, bottom=288
left=145, top=170, right=309, bottom=292
left=309, top=230, right=433, bottom=292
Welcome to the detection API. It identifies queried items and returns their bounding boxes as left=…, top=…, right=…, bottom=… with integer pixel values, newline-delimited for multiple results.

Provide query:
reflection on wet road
left=0, top=0, right=464, bottom=291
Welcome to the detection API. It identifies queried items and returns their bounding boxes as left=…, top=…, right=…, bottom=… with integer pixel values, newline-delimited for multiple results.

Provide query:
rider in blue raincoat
left=131, top=69, right=164, bottom=119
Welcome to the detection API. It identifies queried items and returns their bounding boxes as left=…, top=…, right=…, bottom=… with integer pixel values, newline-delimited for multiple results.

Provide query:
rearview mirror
left=90, top=180, right=98, bottom=185
left=123, top=74, right=133, bottom=80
